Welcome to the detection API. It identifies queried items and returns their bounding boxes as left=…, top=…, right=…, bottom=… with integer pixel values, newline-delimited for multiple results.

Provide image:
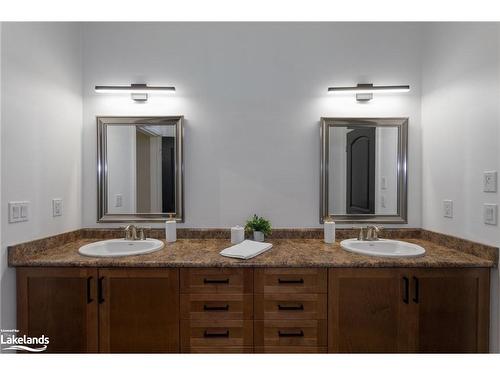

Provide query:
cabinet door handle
left=402, top=276, right=409, bottom=304
left=413, top=276, right=419, bottom=304
left=86, top=276, right=93, bottom=304
left=278, top=278, right=304, bottom=284
left=98, top=276, right=105, bottom=304
left=203, top=304, right=229, bottom=311
left=278, top=329, right=304, bottom=337
left=278, top=303, right=304, bottom=311
left=203, top=329, right=229, bottom=338
left=203, top=278, right=229, bottom=284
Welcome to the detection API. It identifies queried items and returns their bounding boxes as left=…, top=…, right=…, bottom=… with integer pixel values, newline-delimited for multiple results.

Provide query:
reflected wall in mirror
left=97, top=116, right=183, bottom=222
left=320, top=118, right=408, bottom=224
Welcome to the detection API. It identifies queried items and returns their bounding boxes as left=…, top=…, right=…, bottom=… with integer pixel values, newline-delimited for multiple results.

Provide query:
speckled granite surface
left=8, top=235, right=496, bottom=268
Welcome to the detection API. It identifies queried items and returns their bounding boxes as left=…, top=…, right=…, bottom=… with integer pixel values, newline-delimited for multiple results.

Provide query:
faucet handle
left=366, top=225, right=383, bottom=240
left=124, top=224, right=138, bottom=240
left=357, top=227, right=365, bottom=241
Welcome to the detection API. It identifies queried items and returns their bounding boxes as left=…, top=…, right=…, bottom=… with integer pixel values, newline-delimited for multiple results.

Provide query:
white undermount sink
left=78, top=238, right=164, bottom=258
left=340, top=238, right=425, bottom=258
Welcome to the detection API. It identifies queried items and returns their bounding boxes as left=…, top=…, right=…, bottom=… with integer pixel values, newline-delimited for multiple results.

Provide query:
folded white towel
left=220, top=240, right=273, bottom=260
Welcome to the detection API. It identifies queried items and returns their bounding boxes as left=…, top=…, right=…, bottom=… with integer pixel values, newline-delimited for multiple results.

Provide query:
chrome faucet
left=124, top=225, right=137, bottom=240
left=357, top=225, right=383, bottom=241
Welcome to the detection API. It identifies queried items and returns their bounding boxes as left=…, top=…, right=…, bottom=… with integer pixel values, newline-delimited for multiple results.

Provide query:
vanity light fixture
left=327, top=83, right=410, bottom=102
left=94, top=83, right=176, bottom=102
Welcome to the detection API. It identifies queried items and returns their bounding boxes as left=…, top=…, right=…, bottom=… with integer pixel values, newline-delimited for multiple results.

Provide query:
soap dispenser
left=324, top=219, right=335, bottom=244
left=165, top=214, right=177, bottom=243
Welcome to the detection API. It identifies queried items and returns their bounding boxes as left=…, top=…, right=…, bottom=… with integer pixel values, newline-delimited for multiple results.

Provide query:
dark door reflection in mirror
left=346, top=127, right=375, bottom=215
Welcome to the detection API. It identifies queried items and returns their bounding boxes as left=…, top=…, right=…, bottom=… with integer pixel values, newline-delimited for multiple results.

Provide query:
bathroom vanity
left=9, top=230, right=496, bottom=354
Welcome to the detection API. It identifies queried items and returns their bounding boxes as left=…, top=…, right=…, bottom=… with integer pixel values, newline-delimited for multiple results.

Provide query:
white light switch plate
left=484, top=171, right=497, bottom=192
left=484, top=204, right=498, bottom=225
left=443, top=200, right=453, bottom=218
left=8, top=201, right=29, bottom=223
left=52, top=199, right=63, bottom=217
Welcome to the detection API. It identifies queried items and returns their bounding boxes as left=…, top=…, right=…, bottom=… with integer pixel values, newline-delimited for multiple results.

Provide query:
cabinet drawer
left=254, top=268, right=327, bottom=293
left=180, top=268, right=253, bottom=294
left=255, top=346, right=327, bottom=353
left=255, top=293, right=326, bottom=320
left=180, top=294, right=253, bottom=320
left=189, top=346, right=253, bottom=353
left=180, top=320, right=253, bottom=350
left=254, top=320, right=327, bottom=347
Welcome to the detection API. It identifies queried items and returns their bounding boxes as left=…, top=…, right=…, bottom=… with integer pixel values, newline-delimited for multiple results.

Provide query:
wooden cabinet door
left=410, top=268, right=490, bottom=353
left=17, top=267, right=98, bottom=353
left=328, top=268, right=411, bottom=353
left=98, top=268, right=179, bottom=353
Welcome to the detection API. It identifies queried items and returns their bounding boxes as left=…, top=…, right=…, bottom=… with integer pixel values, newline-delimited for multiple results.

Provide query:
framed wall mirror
left=97, top=116, right=184, bottom=223
left=320, top=117, right=408, bottom=224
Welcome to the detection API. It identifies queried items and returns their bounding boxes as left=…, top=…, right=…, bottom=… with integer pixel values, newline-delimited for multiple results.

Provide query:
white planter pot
left=253, top=231, right=265, bottom=242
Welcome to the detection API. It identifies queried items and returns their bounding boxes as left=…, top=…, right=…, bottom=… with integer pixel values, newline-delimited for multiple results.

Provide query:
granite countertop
left=8, top=237, right=496, bottom=268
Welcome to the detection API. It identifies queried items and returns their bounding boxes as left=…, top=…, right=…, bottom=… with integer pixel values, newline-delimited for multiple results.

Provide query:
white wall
left=106, top=126, right=136, bottom=214
left=82, top=22, right=423, bottom=228
left=0, top=23, right=83, bottom=331
left=375, top=127, right=398, bottom=214
left=421, top=22, right=500, bottom=352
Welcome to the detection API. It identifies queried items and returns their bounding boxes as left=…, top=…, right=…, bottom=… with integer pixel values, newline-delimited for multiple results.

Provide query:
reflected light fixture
left=327, top=83, right=410, bottom=102
left=94, top=83, right=176, bottom=102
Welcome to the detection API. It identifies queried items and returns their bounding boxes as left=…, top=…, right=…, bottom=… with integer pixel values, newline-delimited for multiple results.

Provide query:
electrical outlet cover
left=484, top=171, right=497, bottom=192
left=484, top=204, right=498, bottom=225
left=115, top=194, right=123, bottom=207
left=52, top=199, right=63, bottom=217
left=443, top=200, right=453, bottom=218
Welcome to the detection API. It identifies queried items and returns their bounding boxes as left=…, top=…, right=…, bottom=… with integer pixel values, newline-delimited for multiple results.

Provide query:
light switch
left=443, top=200, right=453, bottom=218
left=52, top=199, right=63, bottom=217
left=484, top=204, right=497, bottom=225
left=115, top=194, right=123, bottom=207
left=20, top=204, right=28, bottom=218
left=12, top=205, right=20, bottom=219
left=484, top=171, right=497, bottom=192
left=8, top=201, right=29, bottom=223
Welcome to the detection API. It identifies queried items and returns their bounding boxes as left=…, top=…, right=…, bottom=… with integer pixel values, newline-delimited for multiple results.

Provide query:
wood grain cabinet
left=17, top=267, right=179, bottom=353
left=410, top=268, right=490, bottom=353
left=17, top=267, right=99, bottom=353
left=328, top=268, right=490, bottom=353
left=17, top=266, right=490, bottom=353
left=98, top=268, right=179, bottom=353
left=180, top=268, right=254, bottom=353
left=254, top=268, right=327, bottom=353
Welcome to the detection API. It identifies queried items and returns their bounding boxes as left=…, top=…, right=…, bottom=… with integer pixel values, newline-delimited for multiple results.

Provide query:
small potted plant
left=245, top=214, right=272, bottom=242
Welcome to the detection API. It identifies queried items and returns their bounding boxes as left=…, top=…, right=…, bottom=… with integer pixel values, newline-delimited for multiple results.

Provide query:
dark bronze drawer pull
left=86, top=276, right=93, bottom=304
left=413, top=276, right=419, bottom=304
left=402, top=276, right=409, bottom=304
left=278, top=303, right=304, bottom=311
left=278, top=329, right=304, bottom=337
left=203, top=304, right=230, bottom=311
left=204, top=329, right=230, bottom=338
left=203, top=278, right=230, bottom=284
left=278, top=278, right=304, bottom=284
left=98, top=276, right=105, bottom=304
